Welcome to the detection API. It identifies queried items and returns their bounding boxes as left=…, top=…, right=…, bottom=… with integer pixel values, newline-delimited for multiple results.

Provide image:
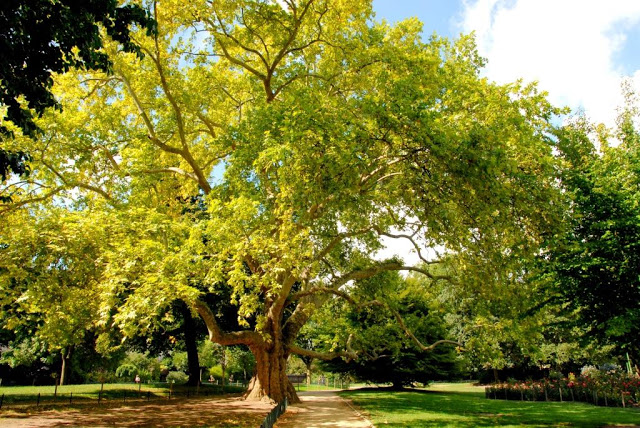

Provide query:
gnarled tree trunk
left=244, top=329, right=299, bottom=403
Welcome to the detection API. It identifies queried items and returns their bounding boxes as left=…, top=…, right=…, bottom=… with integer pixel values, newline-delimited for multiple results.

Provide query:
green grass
left=0, top=382, right=245, bottom=406
left=340, top=382, right=640, bottom=427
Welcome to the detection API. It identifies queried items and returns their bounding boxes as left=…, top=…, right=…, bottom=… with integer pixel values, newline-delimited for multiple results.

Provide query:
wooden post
left=559, top=387, right=562, bottom=402
left=544, top=387, right=548, bottom=402
left=622, top=392, right=625, bottom=408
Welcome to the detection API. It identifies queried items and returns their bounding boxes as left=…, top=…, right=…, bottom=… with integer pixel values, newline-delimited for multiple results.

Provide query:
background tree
left=315, top=271, right=460, bottom=389
left=0, top=0, right=563, bottom=402
left=0, top=208, right=108, bottom=384
left=0, top=0, right=155, bottom=181
left=543, top=86, right=640, bottom=363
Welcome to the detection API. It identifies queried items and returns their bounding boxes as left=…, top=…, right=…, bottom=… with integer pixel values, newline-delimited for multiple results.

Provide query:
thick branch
left=194, top=300, right=264, bottom=347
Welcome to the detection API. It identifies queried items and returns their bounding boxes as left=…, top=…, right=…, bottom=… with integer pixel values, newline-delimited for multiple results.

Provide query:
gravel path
left=275, top=390, right=374, bottom=428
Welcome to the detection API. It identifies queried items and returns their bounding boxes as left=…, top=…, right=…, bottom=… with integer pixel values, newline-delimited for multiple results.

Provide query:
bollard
left=622, top=392, right=625, bottom=408
left=559, top=387, right=562, bottom=402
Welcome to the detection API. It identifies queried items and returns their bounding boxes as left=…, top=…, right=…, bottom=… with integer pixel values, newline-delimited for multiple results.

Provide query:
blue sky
left=372, top=0, right=640, bottom=128
left=372, top=0, right=463, bottom=38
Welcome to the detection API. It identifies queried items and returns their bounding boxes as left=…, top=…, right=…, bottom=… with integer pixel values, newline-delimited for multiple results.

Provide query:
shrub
left=166, top=371, right=189, bottom=385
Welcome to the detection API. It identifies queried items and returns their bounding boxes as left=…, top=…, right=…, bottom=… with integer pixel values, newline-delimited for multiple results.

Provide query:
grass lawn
left=340, top=382, right=640, bottom=427
left=0, top=382, right=245, bottom=407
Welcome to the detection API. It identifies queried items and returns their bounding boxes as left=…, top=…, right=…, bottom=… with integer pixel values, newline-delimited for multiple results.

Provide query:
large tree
left=0, top=0, right=562, bottom=402
left=543, top=87, right=640, bottom=362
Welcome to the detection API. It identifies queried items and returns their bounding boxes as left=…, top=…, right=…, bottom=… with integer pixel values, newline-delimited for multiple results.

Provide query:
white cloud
left=461, top=0, right=640, bottom=127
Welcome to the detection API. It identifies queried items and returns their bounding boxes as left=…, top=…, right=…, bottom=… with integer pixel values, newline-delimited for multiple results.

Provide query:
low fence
left=485, top=379, right=640, bottom=408
left=0, top=383, right=247, bottom=410
left=260, top=398, right=287, bottom=428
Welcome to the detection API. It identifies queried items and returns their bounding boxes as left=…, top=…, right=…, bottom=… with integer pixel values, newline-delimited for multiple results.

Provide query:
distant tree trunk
left=391, top=379, right=404, bottom=390
left=178, top=301, right=201, bottom=387
left=300, top=356, right=313, bottom=386
left=59, top=347, right=72, bottom=386
left=221, top=348, right=226, bottom=389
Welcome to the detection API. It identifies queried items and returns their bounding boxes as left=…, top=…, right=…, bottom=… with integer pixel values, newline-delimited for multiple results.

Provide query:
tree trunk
left=179, top=301, right=201, bottom=387
left=244, top=340, right=299, bottom=403
left=391, top=379, right=405, bottom=390
left=60, top=347, right=71, bottom=386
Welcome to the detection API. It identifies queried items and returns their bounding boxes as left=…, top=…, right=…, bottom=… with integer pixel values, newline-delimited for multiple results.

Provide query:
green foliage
left=170, top=351, right=189, bottom=372
left=115, top=352, right=163, bottom=382
left=207, top=365, right=224, bottom=380
left=543, top=86, right=640, bottom=361
left=166, top=370, right=189, bottom=385
left=314, top=271, right=460, bottom=387
left=0, top=0, right=155, bottom=139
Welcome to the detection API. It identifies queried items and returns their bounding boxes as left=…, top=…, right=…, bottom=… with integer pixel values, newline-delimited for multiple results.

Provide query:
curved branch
left=194, top=300, right=264, bottom=347
left=288, top=336, right=357, bottom=362
left=391, top=308, right=463, bottom=351
left=0, top=187, right=64, bottom=214
left=372, top=225, right=441, bottom=267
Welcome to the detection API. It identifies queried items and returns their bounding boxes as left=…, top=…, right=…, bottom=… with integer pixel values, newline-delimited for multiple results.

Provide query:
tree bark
left=244, top=341, right=299, bottom=403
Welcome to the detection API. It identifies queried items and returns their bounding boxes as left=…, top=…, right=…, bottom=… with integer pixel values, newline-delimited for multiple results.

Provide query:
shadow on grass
left=340, top=387, right=640, bottom=427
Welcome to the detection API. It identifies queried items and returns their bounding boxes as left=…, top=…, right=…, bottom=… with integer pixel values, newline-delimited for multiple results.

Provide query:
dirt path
left=0, top=396, right=273, bottom=427
left=275, top=390, right=373, bottom=428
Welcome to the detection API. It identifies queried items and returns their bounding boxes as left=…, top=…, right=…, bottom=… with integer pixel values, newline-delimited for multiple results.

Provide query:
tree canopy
left=0, top=0, right=564, bottom=402
left=543, top=86, right=640, bottom=362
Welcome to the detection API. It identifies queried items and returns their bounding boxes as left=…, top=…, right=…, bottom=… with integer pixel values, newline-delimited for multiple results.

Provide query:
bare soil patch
left=0, top=396, right=273, bottom=427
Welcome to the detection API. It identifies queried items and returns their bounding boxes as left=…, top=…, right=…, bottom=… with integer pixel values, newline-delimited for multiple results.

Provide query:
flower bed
left=485, top=372, right=640, bottom=407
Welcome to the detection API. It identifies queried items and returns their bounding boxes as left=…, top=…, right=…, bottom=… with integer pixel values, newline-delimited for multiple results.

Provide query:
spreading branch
left=193, top=300, right=264, bottom=347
